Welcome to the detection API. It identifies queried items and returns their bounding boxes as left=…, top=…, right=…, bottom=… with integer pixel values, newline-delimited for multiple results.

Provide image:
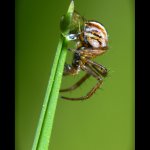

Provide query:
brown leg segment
left=79, top=49, right=107, bottom=58
left=61, top=64, right=103, bottom=100
left=86, top=59, right=108, bottom=77
left=60, top=73, right=90, bottom=92
left=61, top=81, right=102, bottom=100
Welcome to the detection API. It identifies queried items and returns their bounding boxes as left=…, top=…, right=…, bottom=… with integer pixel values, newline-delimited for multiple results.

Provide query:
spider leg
left=61, top=64, right=103, bottom=100
left=63, top=63, right=78, bottom=76
left=80, top=49, right=106, bottom=57
left=68, top=48, right=106, bottom=56
left=86, top=59, right=108, bottom=77
left=60, top=73, right=90, bottom=92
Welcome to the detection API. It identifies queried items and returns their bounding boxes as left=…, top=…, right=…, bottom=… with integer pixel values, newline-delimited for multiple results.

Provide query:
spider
left=60, top=20, right=108, bottom=100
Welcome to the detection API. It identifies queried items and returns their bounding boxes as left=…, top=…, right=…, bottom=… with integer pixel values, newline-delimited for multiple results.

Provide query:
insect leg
left=86, top=59, right=108, bottom=77
left=60, top=73, right=90, bottom=92
left=61, top=64, right=103, bottom=100
left=78, top=48, right=108, bottom=58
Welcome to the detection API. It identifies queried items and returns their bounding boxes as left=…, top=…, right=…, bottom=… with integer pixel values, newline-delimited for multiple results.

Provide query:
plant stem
left=32, top=36, right=67, bottom=150
left=32, top=1, right=74, bottom=149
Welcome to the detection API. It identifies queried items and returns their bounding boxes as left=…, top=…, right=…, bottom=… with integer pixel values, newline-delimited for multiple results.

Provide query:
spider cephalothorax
left=60, top=20, right=109, bottom=100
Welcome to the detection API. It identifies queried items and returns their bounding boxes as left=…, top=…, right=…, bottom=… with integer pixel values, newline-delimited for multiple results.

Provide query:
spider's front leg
left=60, top=73, right=90, bottom=92
left=61, top=63, right=103, bottom=100
left=76, top=48, right=108, bottom=77
left=60, top=49, right=88, bottom=92
left=86, top=59, right=108, bottom=77
left=60, top=63, right=78, bottom=92
left=79, top=48, right=107, bottom=58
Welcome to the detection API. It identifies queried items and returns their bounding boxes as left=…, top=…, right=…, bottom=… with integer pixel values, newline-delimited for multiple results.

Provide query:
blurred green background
left=15, top=0, right=134, bottom=150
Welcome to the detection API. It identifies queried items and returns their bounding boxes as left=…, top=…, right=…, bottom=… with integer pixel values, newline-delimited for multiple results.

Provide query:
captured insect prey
left=60, top=10, right=109, bottom=101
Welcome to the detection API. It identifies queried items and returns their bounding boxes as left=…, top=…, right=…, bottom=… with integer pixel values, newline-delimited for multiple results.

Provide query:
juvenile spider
left=60, top=20, right=108, bottom=100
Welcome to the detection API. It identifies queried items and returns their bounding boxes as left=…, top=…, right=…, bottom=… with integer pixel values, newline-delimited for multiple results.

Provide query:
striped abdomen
left=84, top=21, right=108, bottom=49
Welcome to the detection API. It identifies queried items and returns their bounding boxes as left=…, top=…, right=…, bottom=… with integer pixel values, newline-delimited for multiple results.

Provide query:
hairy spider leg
left=86, top=59, right=108, bottom=77
left=61, top=63, right=103, bottom=100
left=67, top=48, right=107, bottom=58
left=60, top=73, right=90, bottom=92
left=79, top=49, right=107, bottom=58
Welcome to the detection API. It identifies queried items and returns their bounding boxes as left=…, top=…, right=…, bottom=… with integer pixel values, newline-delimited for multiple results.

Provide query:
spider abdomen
left=84, top=21, right=108, bottom=49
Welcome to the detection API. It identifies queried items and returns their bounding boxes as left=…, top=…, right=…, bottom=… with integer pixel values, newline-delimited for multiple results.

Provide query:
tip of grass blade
left=60, top=0, right=75, bottom=36
left=68, top=0, right=74, bottom=14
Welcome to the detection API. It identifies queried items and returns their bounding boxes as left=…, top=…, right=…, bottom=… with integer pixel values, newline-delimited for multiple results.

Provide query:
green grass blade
left=32, top=1, right=74, bottom=150
left=36, top=37, right=67, bottom=150
left=32, top=36, right=64, bottom=150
